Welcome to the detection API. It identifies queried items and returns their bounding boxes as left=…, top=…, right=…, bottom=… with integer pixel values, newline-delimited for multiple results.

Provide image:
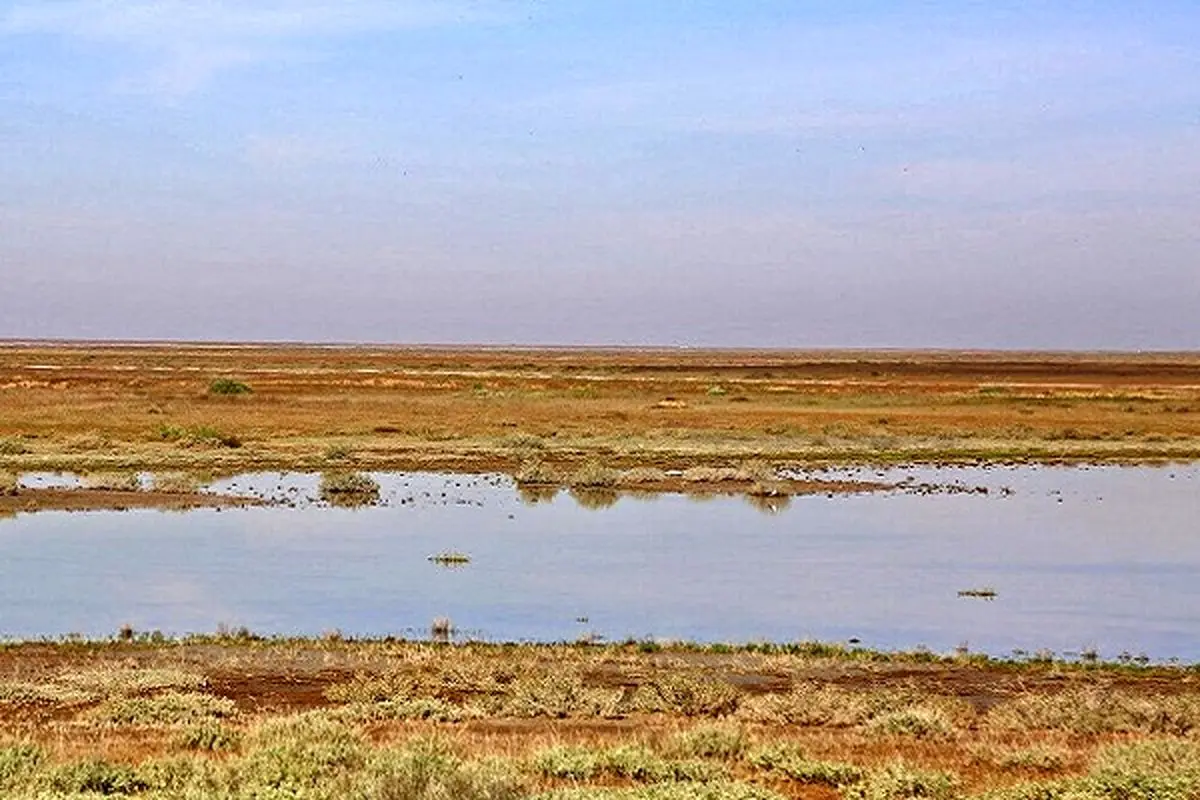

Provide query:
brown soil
left=0, top=487, right=264, bottom=515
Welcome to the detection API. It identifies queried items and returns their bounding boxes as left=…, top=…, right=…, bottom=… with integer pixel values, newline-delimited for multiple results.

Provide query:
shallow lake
left=2, top=465, right=1199, bottom=661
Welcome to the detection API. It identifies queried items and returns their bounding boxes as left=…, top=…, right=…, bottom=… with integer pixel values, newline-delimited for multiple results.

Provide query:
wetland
left=2, top=344, right=1200, bottom=798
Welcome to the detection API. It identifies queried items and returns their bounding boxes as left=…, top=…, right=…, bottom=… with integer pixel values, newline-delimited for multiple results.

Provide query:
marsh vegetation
left=0, top=639, right=1197, bottom=798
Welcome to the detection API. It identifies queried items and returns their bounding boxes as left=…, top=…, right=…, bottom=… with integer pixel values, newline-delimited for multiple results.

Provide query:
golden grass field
left=2, top=343, right=1199, bottom=483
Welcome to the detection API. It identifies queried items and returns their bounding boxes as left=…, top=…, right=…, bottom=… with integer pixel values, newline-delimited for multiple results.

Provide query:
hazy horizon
left=3, top=2, right=1198, bottom=349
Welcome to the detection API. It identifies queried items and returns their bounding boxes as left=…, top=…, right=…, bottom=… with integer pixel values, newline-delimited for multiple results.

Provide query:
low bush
left=209, top=378, right=253, bottom=396
left=319, top=471, right=381, bottom=506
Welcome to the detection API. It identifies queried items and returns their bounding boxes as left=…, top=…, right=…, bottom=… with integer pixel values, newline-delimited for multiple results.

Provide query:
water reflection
left=569, top=488, right=620, bottom=510
left=744, top=492, right=792, bottom=515
left=517, top=484, right=558, bottom=505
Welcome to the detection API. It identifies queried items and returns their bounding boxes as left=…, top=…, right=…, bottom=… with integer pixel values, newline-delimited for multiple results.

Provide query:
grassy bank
left=0, top=637, right=1198, bottom=798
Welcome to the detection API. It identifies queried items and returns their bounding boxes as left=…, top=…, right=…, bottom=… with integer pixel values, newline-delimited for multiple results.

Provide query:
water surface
left=1, top=465, right=1198, bottom=661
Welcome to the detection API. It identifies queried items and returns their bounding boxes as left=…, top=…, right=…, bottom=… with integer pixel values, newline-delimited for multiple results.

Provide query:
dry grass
left=0, top=639, right=1195, bottom=797
left=1, top=344, right=1198, bottom=480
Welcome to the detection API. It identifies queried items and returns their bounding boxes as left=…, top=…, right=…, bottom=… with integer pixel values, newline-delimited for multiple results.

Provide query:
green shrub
left=530, top=781, right=787, bottom=799
left=209, top=378, right=253, bottom=396
left=533, top=746, right=601, bottom=780
left=237, top=713, right=367, bottom=795
left=158, top=424, right=242, bottom=448
left=86, top=691, right=237, bottom=727
left=0, top=742, right=43, bottom=788
left=842, top=761, right=957, bottom=800
left=0, top=437, right=28, bottom=456
left=368, top=740, right=525, bottom=800
left=176, top=720, right=241, bottom=752
left=46, top=758, right=148, bottom=795
left=867, top=707, right=956, bottom=739
left=533, top=745, right=724, bottom=784
left=748, top=744, right=863, bottom=786
left=497, top=674, right=623, bottom=719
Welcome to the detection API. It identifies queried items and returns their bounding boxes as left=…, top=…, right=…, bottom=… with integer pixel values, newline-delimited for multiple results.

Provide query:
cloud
left=2, top=0, right=506, bottom=94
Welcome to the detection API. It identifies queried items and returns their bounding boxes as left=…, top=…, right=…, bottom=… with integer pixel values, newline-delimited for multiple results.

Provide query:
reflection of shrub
left=208, top=378, right=252, bottom=396
left=319, top=472, right=380, bottom=507
left=517, top=485, right=558, bottom=505
left=569, top=488, right=619, bottom=510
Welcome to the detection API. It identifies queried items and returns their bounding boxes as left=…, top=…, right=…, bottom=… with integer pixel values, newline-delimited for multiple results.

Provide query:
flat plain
left=2, top=342, right=1199, bottom=479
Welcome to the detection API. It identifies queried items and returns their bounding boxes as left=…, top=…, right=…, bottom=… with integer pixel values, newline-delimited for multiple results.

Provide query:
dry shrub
left=681, top=467, right=740, bottom=483
left=82, top=472, right=142, bottom=491
left=736, top=683, right=901, bottom=727
left=986, top=688, right=1200, bottom=735
left=325, top=672, right=418, bottom=705
left=495, top=674, right=623, bottom=719
left=571, top=460, right=620, bottom=488
left=618, top=467, right=668, bottom=485
left=866, top=707, right=957, bottom=739
left=515, top=459, right=562, bottom=485
left=630, top=674, right=740, bottom=717
left=666, top=723, right=750, bottom=760
left=85, top=692, right=237, bottom=727
left=152, top=472, right=202, bottom=493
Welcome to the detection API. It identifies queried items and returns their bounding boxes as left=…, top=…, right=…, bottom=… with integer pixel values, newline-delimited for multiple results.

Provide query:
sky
left=1, top=1, right=1198, bottom=348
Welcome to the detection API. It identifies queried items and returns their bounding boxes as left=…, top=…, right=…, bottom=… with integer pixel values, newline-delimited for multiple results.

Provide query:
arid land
left=2, top=343, right=1199, bottom=479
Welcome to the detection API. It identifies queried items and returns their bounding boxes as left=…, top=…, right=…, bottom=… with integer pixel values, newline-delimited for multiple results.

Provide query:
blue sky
left=1, top=1, right=1198, bottom=347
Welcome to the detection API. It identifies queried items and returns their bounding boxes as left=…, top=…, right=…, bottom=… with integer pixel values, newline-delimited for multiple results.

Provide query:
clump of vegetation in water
left=208, top=378, right=253, bottom=396
left=428, top=551, right=471, bottom=567
left=958, top=587, right=998, bottom=599
left=319, top=472, right=380, bottom=507
left=82, top=472, right=142, bottom=491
